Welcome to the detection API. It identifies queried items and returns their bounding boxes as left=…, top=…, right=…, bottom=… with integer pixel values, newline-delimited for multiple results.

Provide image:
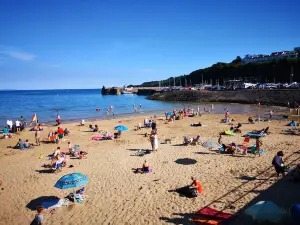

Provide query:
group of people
left=47, top=127, right=70, bottom=144
left=5, top=116, right=26, bottom=133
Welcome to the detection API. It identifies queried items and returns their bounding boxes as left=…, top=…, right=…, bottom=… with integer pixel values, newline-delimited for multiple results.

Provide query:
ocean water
left=0, top=89, right=280, bottom=126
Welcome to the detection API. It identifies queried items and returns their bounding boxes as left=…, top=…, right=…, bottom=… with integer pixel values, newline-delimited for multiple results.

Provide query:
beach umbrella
left=54, top=173, right=88, bottom=190
left=114, top=125, right=128, bottom=131
left=202, top=140, right=222, bottom=149
left=245, top=201, right=286, bottom=223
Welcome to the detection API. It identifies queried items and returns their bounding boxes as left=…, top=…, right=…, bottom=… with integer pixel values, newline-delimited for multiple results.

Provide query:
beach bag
left=190, top=188, right=198, bottom=198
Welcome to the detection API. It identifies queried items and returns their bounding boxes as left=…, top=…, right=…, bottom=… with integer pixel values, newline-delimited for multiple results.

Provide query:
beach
left=0, top=112, right=299, bottom=225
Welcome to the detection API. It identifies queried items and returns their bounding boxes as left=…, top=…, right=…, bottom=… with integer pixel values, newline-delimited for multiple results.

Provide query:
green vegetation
left=136, top=57, right=300, bottom=87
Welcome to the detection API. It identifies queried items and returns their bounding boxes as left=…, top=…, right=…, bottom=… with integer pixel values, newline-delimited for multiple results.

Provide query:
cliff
left=147, top=89, right=300, bottom=107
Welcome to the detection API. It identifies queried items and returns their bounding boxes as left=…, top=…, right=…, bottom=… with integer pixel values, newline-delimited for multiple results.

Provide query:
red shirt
left=58, top=128, right=64, bottom=135
left=193, top=180, right=203, bottom=193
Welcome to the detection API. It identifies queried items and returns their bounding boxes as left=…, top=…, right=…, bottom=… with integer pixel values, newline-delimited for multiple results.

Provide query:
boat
left=121, top=90, right=133, bottom=94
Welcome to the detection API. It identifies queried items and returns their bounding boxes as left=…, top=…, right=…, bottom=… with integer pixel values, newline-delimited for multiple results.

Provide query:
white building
left=243, top=47, right=298, bottom=64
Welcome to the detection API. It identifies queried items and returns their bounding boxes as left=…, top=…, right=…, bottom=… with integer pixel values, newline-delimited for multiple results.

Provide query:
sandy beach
left=0, top=112, right=299, bottom=225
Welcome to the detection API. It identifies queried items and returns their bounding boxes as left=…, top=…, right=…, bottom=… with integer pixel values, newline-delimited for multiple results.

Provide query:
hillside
left=136, top=57, right=300, bottom=87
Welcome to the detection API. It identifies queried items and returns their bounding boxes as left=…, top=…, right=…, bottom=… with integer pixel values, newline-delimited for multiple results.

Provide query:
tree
left=231, top=56, right=242, bottom=64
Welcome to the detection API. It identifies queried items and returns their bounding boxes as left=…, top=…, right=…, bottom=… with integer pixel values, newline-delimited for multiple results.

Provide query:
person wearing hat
left=272, top=151, right=286, bottom=177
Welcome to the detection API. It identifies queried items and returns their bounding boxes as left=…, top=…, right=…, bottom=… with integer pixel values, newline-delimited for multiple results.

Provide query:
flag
left=30, top=113, right=37, bottom=125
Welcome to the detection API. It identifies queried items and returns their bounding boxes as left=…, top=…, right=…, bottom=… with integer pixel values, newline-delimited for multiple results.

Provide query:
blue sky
left=0, top=0, right=299, bottom=89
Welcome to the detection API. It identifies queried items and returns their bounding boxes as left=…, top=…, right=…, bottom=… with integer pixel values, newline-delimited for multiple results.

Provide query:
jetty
left=101, top=86, right=159, bottom=95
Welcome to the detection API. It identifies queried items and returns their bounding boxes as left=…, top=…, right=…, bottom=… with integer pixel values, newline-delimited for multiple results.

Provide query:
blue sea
left=0, top=89, right=277, bottom=126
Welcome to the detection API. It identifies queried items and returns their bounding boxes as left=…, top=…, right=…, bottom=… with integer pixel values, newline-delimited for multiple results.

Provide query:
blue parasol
left=54, top=173, right=88, bottom=190
left=114, top=125, right=128, bottom=131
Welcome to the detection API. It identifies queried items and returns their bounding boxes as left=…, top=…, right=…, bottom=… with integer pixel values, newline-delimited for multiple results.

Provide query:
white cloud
left=0, top=50, right=36, bottom=61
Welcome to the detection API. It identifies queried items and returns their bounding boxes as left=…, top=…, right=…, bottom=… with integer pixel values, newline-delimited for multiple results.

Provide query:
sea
left=0, top=89, right=284, bottom=126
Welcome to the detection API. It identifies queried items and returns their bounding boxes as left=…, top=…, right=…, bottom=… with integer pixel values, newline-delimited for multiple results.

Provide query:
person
left=57, top=127, right=64, bottom=139
left=2, top=127, right=9, bottom=134
left=150, top=130, right=158, bottom=151
left=114, top=130, right=122, bottom=139
left=151, top=120, right=157, bottom=131
left=80, top=119, right=85, bottom=126
left=56, top=114, right=61, bottom=125
left=24, top=139, right=34, bottom=148
left=142, top=160, right=150, bottom=172
left=139, top=104, right=142, bottom=110
left=89, top=124, right=94, bottom=131
left=255, top=137, right=262, bottom=157
left=225, top=111, right=230, bottom=123
left=15, top=138, right=25, bottom=150
left=20, top=116, right=25, bottom=123
left=7, top=119, right=12, bottom=129
left=269, top=110, right=273, bottom=120
left=64, top=128, right=70, bottom=136
left=191, top=122, right=202, bottom=127
left=144, top=117, right=149, bottom=127
left=137, top=122, right=142, bottom=130
left=106, top=109, right=109, bottom=117
left=35, top=130, right=41, bottom=146
left=94, top=125, right=99, bottom=132
left=218, top=135, right=222, bottom=145
left=211, top=104, right=214, bottom=111
left=68, top=142, right=73, bottom=152
left=258, top=102, right=260, bottom=109
left=272, top=151, right=286, bottom=177
left=190, top=177, right=202, bottom=194
left=15, top=119, right=21, bottom=132
left=53, top=147, right=61, bottom=157
left=31, top=206, right=44, bottom=225
left=248, top=117, right=254, bottom=124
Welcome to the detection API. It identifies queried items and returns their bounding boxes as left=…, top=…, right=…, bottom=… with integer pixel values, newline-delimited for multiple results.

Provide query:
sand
left=0, top=112, right=299, bottom=225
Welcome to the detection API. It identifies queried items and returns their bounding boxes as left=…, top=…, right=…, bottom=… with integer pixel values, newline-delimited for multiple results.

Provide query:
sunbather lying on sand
left=191, top=122, right=202, bottom=127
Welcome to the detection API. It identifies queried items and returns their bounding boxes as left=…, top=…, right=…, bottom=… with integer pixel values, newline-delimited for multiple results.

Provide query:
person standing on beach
left=56, top=114, right=61, bottom=125
left=269, top=110, right=273, bottom=121
left=255, top=137, right=262, bottom=157
left=35, top=130, right=41, bottom=146
left=211, top=104, right=214, bottom=111
left=139, top=104, right=142, bottom=111
left=31, top=206, right=44, bottom=225
left=150, top=130, right=158, bottom=151
left=15, top=119, right=21, bottom=132
left=133, top=104, right=137, bottom=112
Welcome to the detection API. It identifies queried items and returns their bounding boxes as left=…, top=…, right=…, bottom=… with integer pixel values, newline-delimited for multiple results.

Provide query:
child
left=31, top=206, right=44, bottom=225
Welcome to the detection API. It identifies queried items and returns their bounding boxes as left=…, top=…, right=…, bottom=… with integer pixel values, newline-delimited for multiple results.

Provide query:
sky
left=0, top=0, right=299, bottom=89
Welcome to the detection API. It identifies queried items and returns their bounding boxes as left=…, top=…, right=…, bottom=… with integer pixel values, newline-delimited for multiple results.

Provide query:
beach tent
left=245, top=201, right=286, bottom=223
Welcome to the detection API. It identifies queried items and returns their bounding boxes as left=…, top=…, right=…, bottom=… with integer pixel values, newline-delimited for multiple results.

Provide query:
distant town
left=243, top=47, right=300, bottom=64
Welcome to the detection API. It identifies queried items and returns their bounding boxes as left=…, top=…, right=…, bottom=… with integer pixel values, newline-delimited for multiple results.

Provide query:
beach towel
left=224, top=130, right=234, bottom=136
left=250, top=145, right=264, bottom=155
left=283, top=130, right=299, bottom=134
left=244, top=131, right=265, bottom=138
left=91, top=135, right=113, bottom=140
left=41, top=198, right=69, bottom=209
left=189, top=207, right=233, bottom=224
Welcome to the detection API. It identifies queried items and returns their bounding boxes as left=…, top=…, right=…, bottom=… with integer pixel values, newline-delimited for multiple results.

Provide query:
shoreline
left=3, top=102, right=288, bottom=129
